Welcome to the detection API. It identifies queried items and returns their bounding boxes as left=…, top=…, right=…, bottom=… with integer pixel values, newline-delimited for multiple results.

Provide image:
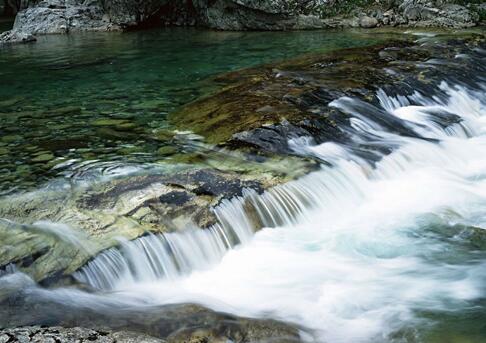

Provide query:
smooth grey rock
left=360, top=15, right=379, bottom=28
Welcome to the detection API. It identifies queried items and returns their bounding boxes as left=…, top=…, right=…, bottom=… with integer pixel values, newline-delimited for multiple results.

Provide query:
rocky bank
left=1, top=0, right=485, bottom=44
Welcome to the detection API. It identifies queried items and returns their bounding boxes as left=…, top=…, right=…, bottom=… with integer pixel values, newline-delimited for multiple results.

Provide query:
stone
left=0, top=30, right=36, bottom=45
left=1, top=135, right=22, bottom=143
left=403, top=4, right=422, bottom=21
left=157, top=146, right=178, bottom=155
left=360, top=16, right=379, bottom=28
left=31, top=153, right=54, bottom=163
left=0, top=97, right=23, bottom=108
left=91, top=118, right=129, bottom=126
left=50, top=106, right=82, bottom=115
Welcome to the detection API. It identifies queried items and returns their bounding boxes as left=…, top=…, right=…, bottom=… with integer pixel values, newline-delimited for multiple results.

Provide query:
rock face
left=0, top=326, right=166, bottom=343
left=1, top=0, right=484, bottom=45
left=10, top=0, right=117, bottom=35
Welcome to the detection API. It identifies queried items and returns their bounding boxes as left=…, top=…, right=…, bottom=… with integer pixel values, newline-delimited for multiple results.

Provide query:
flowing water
left=69, top=80, right=486, bottom=343
left=0, top=28, right=386, bottom=195
left=1, top=29, right=486, bottom=342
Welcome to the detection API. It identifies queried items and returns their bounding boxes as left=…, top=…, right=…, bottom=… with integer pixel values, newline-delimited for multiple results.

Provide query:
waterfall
left=74, top=179, right=320, bottom=289
left=0, top=44, right=481, bottom=343
left=75, top=78, right=486, bottom=294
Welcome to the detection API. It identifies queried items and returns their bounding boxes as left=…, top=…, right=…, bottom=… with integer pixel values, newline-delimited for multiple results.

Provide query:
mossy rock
left=168, top=40, right=413, bottom=145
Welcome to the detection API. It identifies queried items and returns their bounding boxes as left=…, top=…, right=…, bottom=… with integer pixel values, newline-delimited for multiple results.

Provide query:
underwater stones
left=37, top=138, right=88, bottom=151
left=92, top=118, right=129, bottom=127
left=157, top=146, right=178, bottom=156
left=1, top=135, right=22, bottom=143
left=0, top=97, right=23, bottom=108
left=96, top=127, right=136, bottom=140
left=131, top=99, right=167, bottom=111
left=170, top=44, right=380, bottom=147
left=50, top=105, right=82, bottom=116
left=31, top=152, right=54, bottom=163
left=152, top=129, right=176, bottom=142
left=92, top=118, right=139, bottom=132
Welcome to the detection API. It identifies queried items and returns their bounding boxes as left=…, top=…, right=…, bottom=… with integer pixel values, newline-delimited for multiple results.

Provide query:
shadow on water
left=0, top=17, right=13, bottom=33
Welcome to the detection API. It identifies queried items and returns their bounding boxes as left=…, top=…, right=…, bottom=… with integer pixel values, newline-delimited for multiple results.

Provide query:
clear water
left=0, top=28, right=387, bottom=195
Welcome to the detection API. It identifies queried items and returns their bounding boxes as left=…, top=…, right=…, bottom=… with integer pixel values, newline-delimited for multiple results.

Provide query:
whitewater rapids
left=64, top=79, right=486, bottom=343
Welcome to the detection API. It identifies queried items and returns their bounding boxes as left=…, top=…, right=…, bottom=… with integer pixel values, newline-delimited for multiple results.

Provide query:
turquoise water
left=0, top=28, right=389, bottom=194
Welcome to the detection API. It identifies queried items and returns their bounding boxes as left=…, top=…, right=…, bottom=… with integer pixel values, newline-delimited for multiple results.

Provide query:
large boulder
left=12, top=0, right=115, bottom=34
